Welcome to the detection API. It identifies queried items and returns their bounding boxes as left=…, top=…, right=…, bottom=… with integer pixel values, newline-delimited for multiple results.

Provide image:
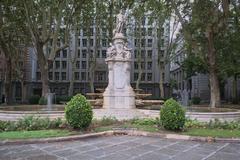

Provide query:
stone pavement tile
left=2, top=149, right=45, bottom=160
left=199, top=143, right=227, bottom=151
left=134, top=137, right=163, bottom=144
left=99, top=153, right=132, bottom=160
left=206, top=152, right=240, bottom=160
left=155, top=148, right=182, bottom=157
left=151, top=140, right=177, bottom=147
left=220, top=144, right=240, bottom=155
left=166, top=143, right=194, bottom=151
left=52, top=148, right=77, bottom=157
left=10, top=145, right=35, bottom=152
left=170, top=152, right=206, bottom=160
left=40, top=144, right=68, bottom=152
left=83, top=148, right=107, bottom=158
left=135, top=144, right=159, bottom=152
left=26, top=154, right=59, bottom=160
left=73, top=144, right=98, bottom=153
left=135, top=152, right=170, bottom=160
left=119, top=141, right=142, bottom=148
left=92, top=141, right=113, bottom=148
left=186, top=147, right=215, bottom=156
left=101, top=144, right=129, bottom=154
left=118, top=147, right=149, bottom=157
left=67, top=153, right=96, bottom=160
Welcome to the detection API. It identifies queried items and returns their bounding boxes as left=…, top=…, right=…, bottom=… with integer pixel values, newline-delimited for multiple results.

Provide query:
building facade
left=2, top=16, right=171, bottom=102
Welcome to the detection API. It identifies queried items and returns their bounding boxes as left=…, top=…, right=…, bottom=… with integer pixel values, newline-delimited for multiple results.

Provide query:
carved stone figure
left=114, top=10, right=127, bottom=36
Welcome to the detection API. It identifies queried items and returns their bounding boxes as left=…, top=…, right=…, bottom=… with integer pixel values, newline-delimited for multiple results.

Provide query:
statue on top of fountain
left=107, top=9, right=131, bottom=60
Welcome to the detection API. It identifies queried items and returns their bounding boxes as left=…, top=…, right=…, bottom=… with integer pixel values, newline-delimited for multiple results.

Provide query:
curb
left=1, top=130, right=240, bottom=146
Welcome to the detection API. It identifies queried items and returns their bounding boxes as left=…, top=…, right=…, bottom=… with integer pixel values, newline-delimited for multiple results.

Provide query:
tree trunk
left=136, top=64, right=142, bottom=90
left=68, top=76, right=74, bottom=96
left=207, top=27, right=221, bottom=108
left=36, top=43, right=49, bottom=98
left=159, top=65, right=165, bottom=98
left=5, top=58, right=13, bottom=104
left=21, top=80, right=27, bottom=103
left=232, top=74, right=238, bottom=104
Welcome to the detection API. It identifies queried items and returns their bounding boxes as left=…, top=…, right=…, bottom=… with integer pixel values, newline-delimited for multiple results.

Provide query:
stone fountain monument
left=103, top=10, right=136, bottom=109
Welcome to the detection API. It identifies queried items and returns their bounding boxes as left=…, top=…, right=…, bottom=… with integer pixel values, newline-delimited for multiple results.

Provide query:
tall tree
left=22, top=0, right=76, bottom=97
left=169, top=0, right=230, bottom=107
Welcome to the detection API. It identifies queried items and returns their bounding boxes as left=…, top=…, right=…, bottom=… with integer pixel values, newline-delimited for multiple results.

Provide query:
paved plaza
left=0, top=136, right=239, bottom=160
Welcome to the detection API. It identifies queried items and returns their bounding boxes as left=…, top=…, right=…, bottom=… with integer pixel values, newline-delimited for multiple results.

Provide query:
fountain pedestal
left=103, top=33, right=135, bottom=109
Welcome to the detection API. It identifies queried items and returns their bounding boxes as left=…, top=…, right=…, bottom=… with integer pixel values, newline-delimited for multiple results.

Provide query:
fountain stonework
left=103, top=10, right=136, bottom=109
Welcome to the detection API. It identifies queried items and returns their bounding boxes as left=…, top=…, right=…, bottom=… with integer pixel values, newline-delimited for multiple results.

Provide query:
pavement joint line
left=128, top=141, right=180, bottom=160
left=201, top=143, right=229, bottom=160
left=30, top=143, right=64, bottom=159
left=182, top=143, right=201, bottom=152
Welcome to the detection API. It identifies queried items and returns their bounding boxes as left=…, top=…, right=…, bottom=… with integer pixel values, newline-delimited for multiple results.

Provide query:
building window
left=142, top=17, right=145, bottom=25
left=62, top=61, right=67, bottom=69
left=141, top=39, right=145, bottom=47
left=82, top=39, right=87, bottom=47
left=147, top=62, right=152, bottom=70
left=78, top=39, right=81, bottom=46
left=82, top=50, right=87, bottom=58
left=160, top=50, right=164, bottom=57
left=102, top=50, right=106, bottom=58
left=147, top=50, right=152, bottom=58
left=141, top=28, right=146, bottom=36
left=76, top=61, right=80, bottom=69
left=55, top=72, right=59, bottom=80
left=147, top=39, right=152, bottom=47
left=74, top=72, right=79, bottom=80
left=78, top=50, right=80, bottom=58
left=90, top=39, right=94, bottom=46
left=90, top=28, right=94, bottom=36
left=97, top=50, right=101, bottom=58
left=147, top=73, right=152, bottom=81
left=62, top=50, right=67, bottom=58
left=102, top=39, right=107, bottom=47
left=134, top=73, right=138, bottom=81
left=134, top=62, right=138, bottom=70
left=55, top=61, right=60, bottom=69
left=48, top=72, right=53, bottom=80
left=56, top=52, right=60, bottom=58
left=81, top=72, right=86, bottom=81
left=141, top=50, right=145, bottom=58
left=81, top=61, right=86, bottom=69
left=134, top=39, right=139, bottom=47
left=96, top=71, right=106, bottom=81
left=134, top=50, right=138, bottom=58
left=36, top=72, right=41, bottom=80
left=141, top=62, right=145, bottom=69
left=141, top=73, right=145, bottom=81
left=102, top=28, right=107, bottom=36
left=148, top=28, right=152, bottom=36
left=62, top=72, right=66, bottom=80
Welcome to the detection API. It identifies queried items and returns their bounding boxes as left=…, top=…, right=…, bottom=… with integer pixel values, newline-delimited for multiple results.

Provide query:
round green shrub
left=192, top=97, right=201, bottom=105
left=39, top=97, right=47, bottom=105
left=29, top=95, right=40, bottom=104
left=160, top=98, right=186, bottom=131
left=65, top=94, right=93, bottom=129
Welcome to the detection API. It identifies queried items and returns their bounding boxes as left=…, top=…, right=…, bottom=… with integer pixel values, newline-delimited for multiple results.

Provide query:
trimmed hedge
left=29, top=95, right=40, bottom=104
left=160, top=98, right=186, bottom=131
left=65, top=94, right=93, bottom=129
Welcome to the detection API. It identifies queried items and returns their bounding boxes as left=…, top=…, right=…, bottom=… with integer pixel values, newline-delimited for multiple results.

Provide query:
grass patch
left=0, top=129, right=75, bottom=139
left=183, top=128, right=240, bottom=138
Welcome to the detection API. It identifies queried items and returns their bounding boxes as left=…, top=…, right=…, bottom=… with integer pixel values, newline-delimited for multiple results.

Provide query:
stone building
left=1, top=16, right=171, bottom=102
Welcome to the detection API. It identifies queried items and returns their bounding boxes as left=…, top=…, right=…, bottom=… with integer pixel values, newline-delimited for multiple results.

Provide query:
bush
left=160, top=98, right=186, bottom=131
left=131, top=118, right=157, bottom=126
left=192, top=97, right=201, bottom=105
left=56, top=96, right=73, bottom=104
left=39, top=97, right=47, bottom=105
left=65, top=94, right=93, bottom=129
left=29, top=95, right=40, bottom=104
